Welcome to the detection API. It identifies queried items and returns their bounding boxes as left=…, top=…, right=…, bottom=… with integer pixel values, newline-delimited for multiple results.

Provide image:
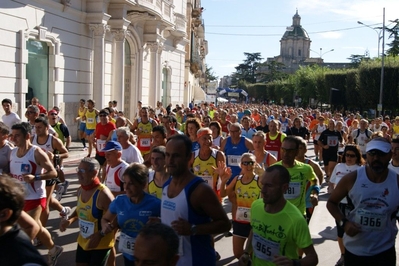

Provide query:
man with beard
left=161, top=135, right=231, bottom=266
left=327, top=137, right=399, bottom=266
left=239, top=165, right=318, bottom=266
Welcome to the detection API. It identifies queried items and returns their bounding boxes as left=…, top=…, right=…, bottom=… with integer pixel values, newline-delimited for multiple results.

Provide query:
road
left=37, top=142, right=399, bottom=265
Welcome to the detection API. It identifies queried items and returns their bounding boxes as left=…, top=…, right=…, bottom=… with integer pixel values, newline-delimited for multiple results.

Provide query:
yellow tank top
left=77, top=184, right=115, bottom=250
left=148, top=171, right=162, bottom=199
left=234, top=175, right=261, bottom=223
left=85, top=109, right=97, bottom=130
left=137, top=118, right=153, bottom=155
left=78, top=107, right=87, bottom=120
left=192, top=148, right=218, bottom=190
left=393, top=124, right=399, bottom=137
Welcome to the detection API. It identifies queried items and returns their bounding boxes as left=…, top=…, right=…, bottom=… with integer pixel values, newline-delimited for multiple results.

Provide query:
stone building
left=0, top=0, right=207, bottom=138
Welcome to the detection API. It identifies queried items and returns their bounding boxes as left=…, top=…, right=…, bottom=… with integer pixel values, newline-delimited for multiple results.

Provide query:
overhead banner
left=228, top=92, right=239, bottom=97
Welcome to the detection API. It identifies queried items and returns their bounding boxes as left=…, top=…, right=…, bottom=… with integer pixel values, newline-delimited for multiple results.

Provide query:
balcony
left=192, top=8, right=203, bottom=18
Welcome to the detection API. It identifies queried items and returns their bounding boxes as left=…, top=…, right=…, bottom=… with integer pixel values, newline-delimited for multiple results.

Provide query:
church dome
left=282, top=10, right=310, bottom=39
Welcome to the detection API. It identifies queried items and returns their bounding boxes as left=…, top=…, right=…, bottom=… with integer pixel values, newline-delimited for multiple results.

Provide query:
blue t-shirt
left=109, top=193, right=161, bottom=261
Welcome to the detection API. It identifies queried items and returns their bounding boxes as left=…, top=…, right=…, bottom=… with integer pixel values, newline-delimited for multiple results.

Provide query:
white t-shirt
left=2, top=112, right=21, bottom=130
left=330, top=163, right=361, bottom=203
left=388, top=160, right=399, bottom=175
left=122, top=144, right=144, bottom=164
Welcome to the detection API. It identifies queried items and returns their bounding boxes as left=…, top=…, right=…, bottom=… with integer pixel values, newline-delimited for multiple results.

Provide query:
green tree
left=347, top=54, right=369, bottom=67
left=258, top=61, right=287, bottom=82
left=205, top=64, right=218, bottom=82
left=386, top=19, right=399, bottom=57
left=234, top=52, right=263, bottom=83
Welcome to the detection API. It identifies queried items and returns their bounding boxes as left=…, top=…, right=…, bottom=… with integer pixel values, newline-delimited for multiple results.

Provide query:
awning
left=194, top=86, right=206, bottom=101
left=217, top=97, right=228, bottom=103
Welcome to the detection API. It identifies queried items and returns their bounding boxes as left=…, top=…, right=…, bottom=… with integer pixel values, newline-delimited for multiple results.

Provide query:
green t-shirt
left=250, top=199, right=313, bottom=265
left=273, top=160, right=316, bottom=214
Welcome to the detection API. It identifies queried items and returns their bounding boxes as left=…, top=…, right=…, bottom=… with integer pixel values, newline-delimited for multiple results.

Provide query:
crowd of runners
left=1, top=97, right=399, bottom=266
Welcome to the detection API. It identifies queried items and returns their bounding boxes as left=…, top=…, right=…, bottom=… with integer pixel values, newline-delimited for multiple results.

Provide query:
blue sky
left=202, top=0, right=399, bottom=78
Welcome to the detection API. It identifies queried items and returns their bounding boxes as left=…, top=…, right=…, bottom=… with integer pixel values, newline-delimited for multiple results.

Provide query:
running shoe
left=48, top=245, right=63, bottom=266
left=315, top=156, right=319, bottom=161
left=60, top=206, right=72, bottom=220
left=82, top=147, right=87, bottom=151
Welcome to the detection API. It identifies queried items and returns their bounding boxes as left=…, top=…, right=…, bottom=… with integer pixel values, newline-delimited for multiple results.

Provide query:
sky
left=202, top=0, right=399, bottom=78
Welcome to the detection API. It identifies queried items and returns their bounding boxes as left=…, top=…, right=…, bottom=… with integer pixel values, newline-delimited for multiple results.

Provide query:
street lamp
left=357, top=21, right=383, bottom=58
left=310, top=48, right=334, bottom=59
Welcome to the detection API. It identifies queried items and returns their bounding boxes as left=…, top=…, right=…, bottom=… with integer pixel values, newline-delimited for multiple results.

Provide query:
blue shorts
left=79, top=121, right=86, bottom=132
left=85, top=129, right=95, bottom=136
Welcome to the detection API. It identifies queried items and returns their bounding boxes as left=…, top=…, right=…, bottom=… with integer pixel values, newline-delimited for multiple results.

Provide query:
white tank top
left=213, top=135, right=222, bottom=147
left=315, top=124, right=326, bottom=140
left=32, top=134, right=54, bottom=153
left=105, top=161, right=129, bottom=192
left=9, top=146, right=45, bottom=200
left=344, top=167, right=399, bottom=256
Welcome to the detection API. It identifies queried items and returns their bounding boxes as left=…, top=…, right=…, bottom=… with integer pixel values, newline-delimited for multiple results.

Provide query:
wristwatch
left=190, top=224, right=197, bottom=235
left=338, top=218, right=348, bottom=228
left=99, top=231, right=106, bottom=237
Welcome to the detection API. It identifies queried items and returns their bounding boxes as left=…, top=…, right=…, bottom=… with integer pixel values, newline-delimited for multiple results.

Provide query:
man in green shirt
left=240, top=165, right=318, bottom=266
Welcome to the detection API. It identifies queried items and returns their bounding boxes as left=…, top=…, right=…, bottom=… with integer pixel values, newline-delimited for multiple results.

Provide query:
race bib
left=228, top=155, right=241, bottom=167
left=354, top=208, right=386, bottom=231
left=87, top=118, right=94, bottom=123
left=327, top=136, right=338, bottom=147
left=96, top=139, right=106, bottom=151
left=252, top=233, right=280, bottom=261
left=79, top=219, right=95, bottom=239
left=281, top=124, right=287, bottom=132
left=118, top=232, right=136, bottom=255
left=222, top=132, right=227, bottom=138
left=236, top=206, right=251, bottom=222
left=284, top=182, right=301, bottom=199
left=139, top=138, right=151, bottom=147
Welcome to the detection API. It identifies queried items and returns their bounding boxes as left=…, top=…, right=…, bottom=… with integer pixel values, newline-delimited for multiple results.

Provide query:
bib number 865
left=256, top=242, right=271, bottom=256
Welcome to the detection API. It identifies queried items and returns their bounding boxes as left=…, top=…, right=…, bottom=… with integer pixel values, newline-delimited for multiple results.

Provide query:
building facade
left=0, top=0, right=206, bottom=137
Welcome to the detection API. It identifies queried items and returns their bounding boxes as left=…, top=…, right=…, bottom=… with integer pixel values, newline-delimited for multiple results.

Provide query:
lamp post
left=378, top=8, right=385, bottom=117
left=357, top=21, right=383, bottom=58
left=310, top=48, right=334, bottom=58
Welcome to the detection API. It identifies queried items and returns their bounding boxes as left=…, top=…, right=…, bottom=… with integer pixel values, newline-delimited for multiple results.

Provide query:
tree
left=205, top=64, right=218, bottom=82
left=386, top=19, right=399, bottom=57
left=258, top=61, right=287, bottom=82
left=347, top=54, right=370, bottom=67
left=234, top=52, right=263, bottom=83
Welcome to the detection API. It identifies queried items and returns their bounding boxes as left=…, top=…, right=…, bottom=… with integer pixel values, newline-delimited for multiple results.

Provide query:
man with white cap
left=327, top=137, right=399, bottom=265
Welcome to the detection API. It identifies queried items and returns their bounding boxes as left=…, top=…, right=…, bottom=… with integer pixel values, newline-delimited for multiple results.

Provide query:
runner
left=101, top=163, right=161, bottom=265
left=327, top=138, right=399, bottom=265
left=60, top=157, right=115, bottom=266
left=223, top=153, right=262, bottom=259
left=265, top=119, right=286, bottom=160
left=239, top=165, right=318, bottom=266
left=95, top=109, right=116, bottom=182
left=161, top=134, right=231, bottom=265
left=83, top=99, right=99, bottom=157
left=147, top=146, right=169, bottom=199
left=76, top=99, right=88, bottom=151
left=328, top=145, right=364, bottom=266
left=9, top=122, right=63, bottom=266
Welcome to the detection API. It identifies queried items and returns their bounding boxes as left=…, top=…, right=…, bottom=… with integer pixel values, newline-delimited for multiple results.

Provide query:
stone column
left=111, top=29, right=127, bottom=111
left=148, top=42, right=162, bottom=107
left=89, top=23, right=108, bottom=109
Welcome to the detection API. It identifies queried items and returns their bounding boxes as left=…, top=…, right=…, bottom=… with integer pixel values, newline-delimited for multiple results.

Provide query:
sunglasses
left=28, top=111, right=36, bottom=114
left=281, top=147, right=298, bottom=152
left=367, top=150, right=388, bottom=157
left=345, top=153, right=356, bottom=158
left=49, top=113, right=57, bottom=116
left=241, top=161, right=255, bottom=166
left=99, top=114, right=107, bottom=117
left=76, top=168, right=86, bottom=173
